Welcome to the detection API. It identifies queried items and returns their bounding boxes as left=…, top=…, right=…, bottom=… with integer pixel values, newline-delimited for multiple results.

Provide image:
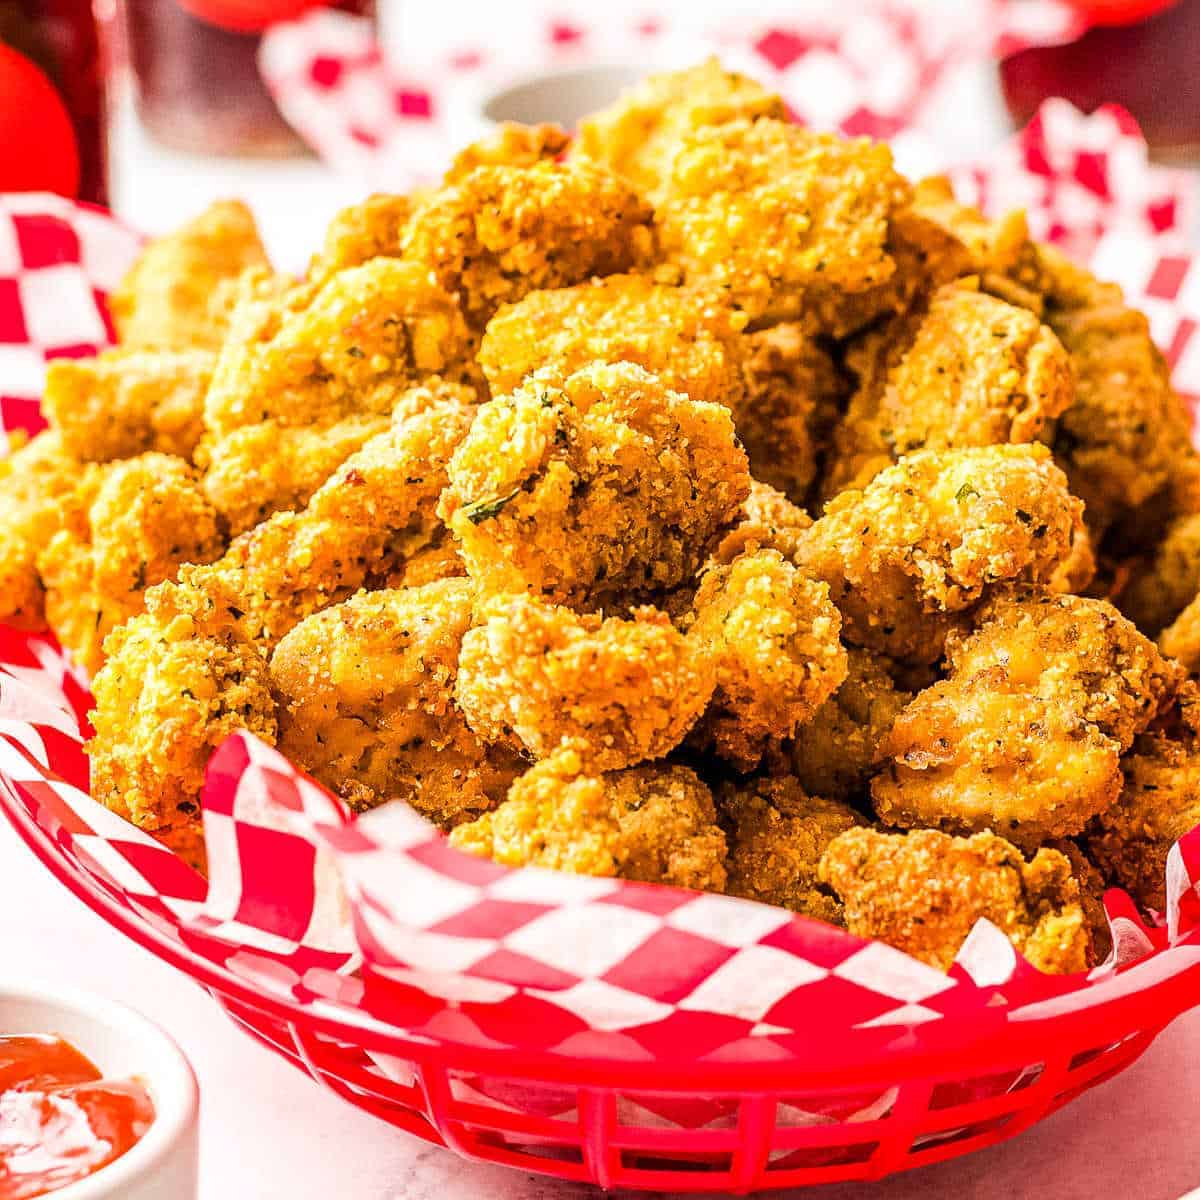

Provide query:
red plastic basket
left=3, top=647, right=1200, bottom=1194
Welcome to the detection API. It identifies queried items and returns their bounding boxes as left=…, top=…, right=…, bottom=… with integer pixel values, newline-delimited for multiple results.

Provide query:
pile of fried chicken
left=5, top=61, right=1200, bottom=976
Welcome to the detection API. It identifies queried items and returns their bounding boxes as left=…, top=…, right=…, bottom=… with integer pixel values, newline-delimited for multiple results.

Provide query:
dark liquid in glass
left=0, top=0, right=107, bottom=202
left=123, top=0, right=374, bottom=158
left=1001, top=0, right=1200, bottom=162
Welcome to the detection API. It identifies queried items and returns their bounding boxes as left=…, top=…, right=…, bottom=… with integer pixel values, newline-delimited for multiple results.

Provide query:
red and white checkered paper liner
left=6, top=100, right=1200, bottom=1079
left=259, top=0, right=1093, bottom=190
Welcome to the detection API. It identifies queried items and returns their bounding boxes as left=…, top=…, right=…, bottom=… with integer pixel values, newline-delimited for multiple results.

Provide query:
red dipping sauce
left=0, top=1036, right=154, bottom=1200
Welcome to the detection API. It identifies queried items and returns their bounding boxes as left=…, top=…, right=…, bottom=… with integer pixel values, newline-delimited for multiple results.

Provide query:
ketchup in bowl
left=0, top=1036, right=154, bottom=1200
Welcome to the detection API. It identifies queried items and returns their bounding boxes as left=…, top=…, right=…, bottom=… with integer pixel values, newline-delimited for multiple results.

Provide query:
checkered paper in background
left=259, top=0, right=1091, bottom=189
left=0, top=196, right=140, bottom=456
left=5, top=40, right=1200, bottom=1150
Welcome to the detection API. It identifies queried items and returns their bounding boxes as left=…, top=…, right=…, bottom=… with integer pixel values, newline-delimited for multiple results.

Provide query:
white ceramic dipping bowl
left=0, top=984, right=199, bottom=1200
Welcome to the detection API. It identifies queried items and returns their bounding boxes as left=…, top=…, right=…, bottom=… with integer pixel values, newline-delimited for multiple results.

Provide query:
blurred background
left=0, top=0, right=1194, bottom=265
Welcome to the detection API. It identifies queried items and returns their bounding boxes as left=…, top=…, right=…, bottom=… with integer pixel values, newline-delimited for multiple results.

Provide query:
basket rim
left=6, top=776, right=1200, bottom=1093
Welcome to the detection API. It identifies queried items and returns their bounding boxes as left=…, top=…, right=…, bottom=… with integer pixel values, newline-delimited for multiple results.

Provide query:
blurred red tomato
left=0, top=44, right=80, bottom=197
left=1064, top=0, right=1180, bottom=25
left=174, top=0, right=328, bottom=32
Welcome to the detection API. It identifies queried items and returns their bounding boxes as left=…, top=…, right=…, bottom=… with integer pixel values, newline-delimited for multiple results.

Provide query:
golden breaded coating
left=1048, top=518, right=1098, bottom=595
left=1050, top=840, right=1113, bottom=962
left=446, top=122, right=569, bottom=184
left=36, top=454, right=224, bottom=675
left=0, top=432, right=86, bottom=630
left=307, top=193, right=412, bottom=285
left=1041, top=246, right=1195, bottom=532
left=271, top=580, right=520, bottom=827
left=574, top=59, right=786, bottom=199
left=110, top=199, right=269, bottom=351
left=1160, top=593, right=1200, bottom=673
left=401, top=160, right=654, bottom=326
left=737, top=322, right=846, bottom=503
left=710, top=480, right=812, bottom=567
left=823, top=281, right=1075, bottom=496
left=820, top=828, right=1092, bottom=974
left=906, top=176, right=1044, bottom=299
left=787, top=647, right=911, bottom=803
left=43, top=349, right=213, bottom=463
left=205, top=258, right=476, bottom=440
left=1122, top=511, right=1200, bottom=635
left=479, top=275, right=748, bottom=407
left=441, top=362, right=750, bottom=605
left=449, top=746, right=727, bottom=891
left=657, top=118, right=912, bottom=330
left=721, top=775, right=861, bottom=922
left=456, top=594, right=714, bottom=770
left=873, top=669, right=1123, bottom=847
left=1087, top=705, right=1200, bottom=915
left=199, top=413, right=388, bottom=535
left=686, top=549, right=847, bottom=770
left=181, top=381, right=477, bottom=647
left=873, top=591, right=1177, bottom=846
left=88, top=586, right=277, bottom=870
left=947, top=589, right=1182, bottom=750
left=800, top=444, right=1084, bottom=663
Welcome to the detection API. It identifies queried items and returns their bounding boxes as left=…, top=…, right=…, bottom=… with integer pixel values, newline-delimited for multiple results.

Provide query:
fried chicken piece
left=873, top=591, right=1178, bottom=845
left=710, top=480, right=812, bottom=567
left=874, top=672, right=1122, bottom=848
left=87, top=584, right=277, bottom=870
left=199, top=413, right=389, bottom=535
left=0, top=432, right=87, bottom=630
left=42, top=349, right=214, bottom=463
left=479, top=275, right=748, bottom=407
left=36, top=453, right=224, bottom=675
left=573, top=59, right=786, bottom=199
left=798, top=444, right=1084, bottom=663
left=1122, top=511, right=1200, bottom=635
left=1160, top=593, right=1200, bottom=673
left=947, top=590, right=1182, bottom=749
left=172, top=381, right=478, bottom=647
left=1041, top=246, right=1195, bottom=533
left=1050, top=840, right=1113, bottom=962
left=737, top=322, right=847, bottom=503
left=822, top=281, right=1075, bottom=496
left=456, top=595, right=714, bottom=770
left=787, top=647, right=911, bottom=803
left=721, top=775, right=861, bottom=921
left=271, top=580, right=520, bottom=827
left=1087, top=708, right=1200, bottom=915
left=401, top=160, right=654, bottom=326
left=440, top=362, right=750, bottom=606
left=205, top=257, right=475, bottom=439
left=306, top=193, right=412, bottom=285
left=657, top=117, right=912, bottom=330
left=449, top=746, right=728, bottom=891
left=109, top=200, right=269, bottom=351
left=899, top=176, right=1046, bottom=304
left=446, top=122, right=569, bottom=183
left=819, top=828, right=1092, bottom=973
left=685, top=549, right=847, bottom=770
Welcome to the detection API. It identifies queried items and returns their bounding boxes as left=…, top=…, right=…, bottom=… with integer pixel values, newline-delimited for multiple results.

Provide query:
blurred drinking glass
left=121, top=0, right=374, bottom=157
